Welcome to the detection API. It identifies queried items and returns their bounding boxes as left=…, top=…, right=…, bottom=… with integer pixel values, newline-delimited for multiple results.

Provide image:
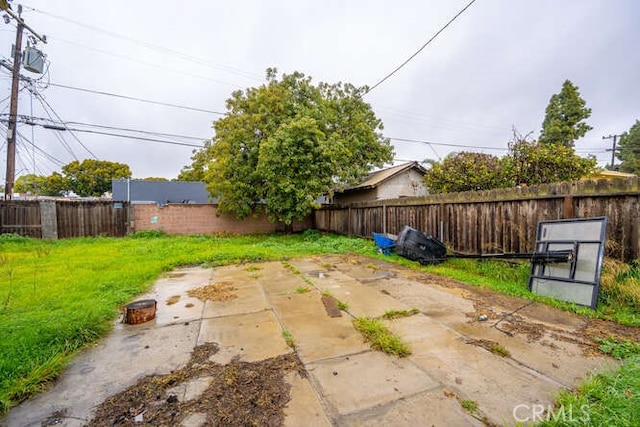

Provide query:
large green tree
left=616, top=120, right=640, bottom=175
left=539, top=80, right=592, bottom=148
left=62, top=159, right=131, bottom=197
left=14, top=174, right=48, bottom=195
left=14, top=173, right=67, bottom=196
left=422, top=152, right=509, bottom=193
left=187, top=69, right=394, bottom=225
left=178, top=140, right=213, bottom=182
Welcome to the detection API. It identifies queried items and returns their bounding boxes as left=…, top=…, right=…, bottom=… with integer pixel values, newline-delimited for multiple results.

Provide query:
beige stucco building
left=332, top=162, right=428, bottom=205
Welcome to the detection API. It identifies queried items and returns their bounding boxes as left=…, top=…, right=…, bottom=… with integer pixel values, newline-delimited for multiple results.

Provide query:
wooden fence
left=0, top=200, right=130, bottom=238
left=315, top=177, right=640, bottom=261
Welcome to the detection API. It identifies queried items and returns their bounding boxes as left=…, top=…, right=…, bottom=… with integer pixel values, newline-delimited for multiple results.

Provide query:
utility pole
left=2, top=4, right=46, bottom=200
left=4, top=8, right=24, bottom=200
left=602, top=134, right=621, bottom=171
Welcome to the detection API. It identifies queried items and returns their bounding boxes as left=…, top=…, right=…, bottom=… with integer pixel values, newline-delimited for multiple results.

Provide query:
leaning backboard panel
left=528, top=217, right=607, bottom=309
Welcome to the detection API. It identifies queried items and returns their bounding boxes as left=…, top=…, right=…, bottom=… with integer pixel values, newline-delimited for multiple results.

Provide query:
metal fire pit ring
left=123, top=299, right=157, bottom=324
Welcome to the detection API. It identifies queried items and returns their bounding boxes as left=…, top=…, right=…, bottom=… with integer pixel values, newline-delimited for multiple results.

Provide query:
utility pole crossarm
left=4, top=6, right=47, bottom=43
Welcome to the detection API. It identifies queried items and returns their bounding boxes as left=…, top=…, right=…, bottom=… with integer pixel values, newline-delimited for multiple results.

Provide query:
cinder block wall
left=132, top=204, right=311, bottom=235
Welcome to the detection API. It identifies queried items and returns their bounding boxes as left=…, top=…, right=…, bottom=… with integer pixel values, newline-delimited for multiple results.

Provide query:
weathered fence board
left=0, top=201, right=42, bottom=237
left=0, top=200, right=130, bottom=238
left=316, top=178, right=640, bottom=261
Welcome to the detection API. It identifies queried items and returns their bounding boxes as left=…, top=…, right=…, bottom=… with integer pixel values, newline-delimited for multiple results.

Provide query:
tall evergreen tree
left=616, top=120, right=640, bottom=175
left=539, top=80, right=592, bottom=148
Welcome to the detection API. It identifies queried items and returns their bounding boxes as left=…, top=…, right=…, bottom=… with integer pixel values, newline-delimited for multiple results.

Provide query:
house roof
left=342, top=161, right=427, bottom=192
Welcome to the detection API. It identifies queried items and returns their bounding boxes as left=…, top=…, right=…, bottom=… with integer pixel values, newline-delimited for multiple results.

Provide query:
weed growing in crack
left=460, top=399, right=478, bottom=413
left=381, top=308, right=420, bottom=320
left=353, top=317, right=410, bottom=357
left=282, top=330, right=295, bottom=349
left=489, top=343, right=510, bottom=357
left=336, top=300, right=349, bottom=311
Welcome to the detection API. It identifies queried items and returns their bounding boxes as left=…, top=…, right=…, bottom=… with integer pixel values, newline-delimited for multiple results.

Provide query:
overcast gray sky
left=1, top=0, right=639, bottom=180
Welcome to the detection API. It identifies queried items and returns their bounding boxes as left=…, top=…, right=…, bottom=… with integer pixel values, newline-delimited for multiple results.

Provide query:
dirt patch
left=321, top=294, right=342, bottom=318
left=87, top=343, right=305, bottom=426
left=494, top=316, right=546, bottom=342
left=165, top=295, right=181, bottom=305
left=579, top=317, right=640, bottom=343
left=407, top=267, right=639, bottom=354
left=188, top=281, right=238, bottom=302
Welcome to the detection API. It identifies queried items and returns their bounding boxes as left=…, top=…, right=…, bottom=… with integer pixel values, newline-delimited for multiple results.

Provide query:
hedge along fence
left=314, top=177, right=640, bottom=261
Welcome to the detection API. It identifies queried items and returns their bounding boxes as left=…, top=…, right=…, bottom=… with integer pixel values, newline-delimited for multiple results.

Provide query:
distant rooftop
left=342, top=161, right=427, bottom=192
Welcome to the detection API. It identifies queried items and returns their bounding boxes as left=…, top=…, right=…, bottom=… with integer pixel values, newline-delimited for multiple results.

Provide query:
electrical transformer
left=22, top=46, right=45, bottom=74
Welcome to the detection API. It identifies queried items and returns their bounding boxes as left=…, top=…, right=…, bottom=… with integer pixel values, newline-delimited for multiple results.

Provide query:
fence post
left=439, top=203, right=445, bottom=242
left=563, top=196, right=574, bottom=219
left=39, top=201, right=58, bottom=239
left=382, top=204, right=386, bottom=234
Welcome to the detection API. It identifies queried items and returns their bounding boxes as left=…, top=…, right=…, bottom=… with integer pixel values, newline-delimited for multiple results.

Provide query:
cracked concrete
left=3, top=255, right=616, bottom=426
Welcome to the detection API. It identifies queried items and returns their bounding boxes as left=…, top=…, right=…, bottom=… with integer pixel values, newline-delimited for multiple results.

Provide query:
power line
left=0, top=121, right=64, bottom=169
left=47, top=37, right=246, bottom=89
left=3, top=57, right=228, bottom=115
left=32, top=90, right=98, bottom=158
left=3, top=114, right=210, bottom=141
left=25, top=6, right=263, bottom=81
left=390, top=136, right=505, bottom=152
left=377, top=104, right=507, bottom=133
left=365, top=0, right=478, bottom=95
left=46, top=82, right=226, bottom=115
left=64, top=121, right=208, bottom=141
left=60, top=127, right=204, bottom=148
left=2, top=118, right=204, bottom=147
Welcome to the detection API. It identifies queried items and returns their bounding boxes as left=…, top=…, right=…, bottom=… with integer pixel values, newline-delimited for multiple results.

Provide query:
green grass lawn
left=0, top=230, right=371, bottom=414
left=1, top=230, right=638, bottom=420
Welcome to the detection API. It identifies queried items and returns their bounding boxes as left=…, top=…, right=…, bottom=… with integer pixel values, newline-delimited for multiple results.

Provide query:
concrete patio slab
left=371, top=276, right=476, bottom=325
left=201, top=279, right=270, bottom=318
left=339, top=388, right=485, bottom=427
left=3, top=253, right=618, bottom=427
left=453, top=319, right=615, bottom=387
left=307, top=351, right=439, bottom=416
left=257, top=262, right=310, bottom=296
left=197, top=309, right=291, bottom=364
left=307, top=270, right=408, bottom=318
left=283, top=372, right=331, bottom=427
left=387, top=315, right=568, bottom=424
left=5, top=320, right=201, bottom=426
left=269, top=292, right=370, bottom=363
